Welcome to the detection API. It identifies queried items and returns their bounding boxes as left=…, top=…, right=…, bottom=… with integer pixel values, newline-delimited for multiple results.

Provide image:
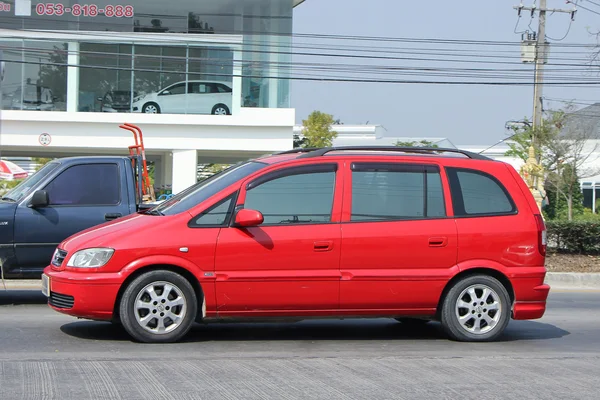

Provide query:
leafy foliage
left=32, top=157, right=53, bottom=172
left=505, top=108, right=600, bottom=221
left=394, top=140, right=439, bottom=148
left=297, top=111, right=338, bottom=148
left=547, top=220, right=600, bottom=254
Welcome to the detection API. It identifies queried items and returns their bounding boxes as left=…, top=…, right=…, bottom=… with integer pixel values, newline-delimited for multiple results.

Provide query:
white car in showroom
left=132, top=80, right=232, bottom=115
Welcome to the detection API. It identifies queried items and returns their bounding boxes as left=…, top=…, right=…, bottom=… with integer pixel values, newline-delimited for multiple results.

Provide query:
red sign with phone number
left=36, top=3, right=134, bottom=18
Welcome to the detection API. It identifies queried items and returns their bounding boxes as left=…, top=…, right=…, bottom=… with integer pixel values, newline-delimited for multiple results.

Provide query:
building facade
left=0, top=0, right=304, bottom=193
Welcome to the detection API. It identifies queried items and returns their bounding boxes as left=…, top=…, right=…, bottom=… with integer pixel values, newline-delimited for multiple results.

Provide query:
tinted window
left=163, top=83, right=186, bottom=95
left=156, top=161, right=266, bottom=216
left=446, top=168, right=515, bottom=216
left=45, top=164, right=120, bottom=206
left=244, top=170, right=336, bottom=225
left=217, top=84, right=232, bottom=93
left=427, top=171, right=446, bottom=217
left=3, top=162, right=59, bottom=202
left=351, top=165, right=446, bottom=221
left=191, top=195, right=235, bottom=226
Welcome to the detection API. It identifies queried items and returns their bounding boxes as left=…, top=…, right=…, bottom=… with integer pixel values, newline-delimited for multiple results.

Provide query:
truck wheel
left=119, top=270, right=197, bottom=343
left=440, top=275, right=510, bottom=342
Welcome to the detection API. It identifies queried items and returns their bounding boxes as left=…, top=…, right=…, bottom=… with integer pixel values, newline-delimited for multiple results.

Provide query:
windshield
left=1, top=162, right=59, bottom=202
left=152, top=161, right=267, bottom=216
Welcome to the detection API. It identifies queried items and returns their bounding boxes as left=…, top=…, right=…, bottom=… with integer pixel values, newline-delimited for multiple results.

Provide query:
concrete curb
left=1, top=280, right=41, bottom=290
left=545, top=272, right=600, bottom=290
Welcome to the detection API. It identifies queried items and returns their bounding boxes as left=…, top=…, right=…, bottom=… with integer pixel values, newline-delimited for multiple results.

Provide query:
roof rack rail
left=296, top=146, right=492, bottom=161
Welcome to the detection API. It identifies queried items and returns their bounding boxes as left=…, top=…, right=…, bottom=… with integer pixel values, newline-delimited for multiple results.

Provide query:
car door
left=214, top=162, right=343, bottom=315
left=187, top=82, right=214, bottom=114
left=13, top=161, right=131, bottom=272
left=157, top=82, right=187, bottom=114
left=339, top=161, right=458, bottom=313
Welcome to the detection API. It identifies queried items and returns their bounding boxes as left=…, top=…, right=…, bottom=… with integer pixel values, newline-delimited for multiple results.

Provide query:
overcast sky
left=291, top=0, right=600, bottom=145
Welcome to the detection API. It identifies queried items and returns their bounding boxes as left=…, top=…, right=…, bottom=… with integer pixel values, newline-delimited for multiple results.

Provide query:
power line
left=568, top=1, right=600, bottom=16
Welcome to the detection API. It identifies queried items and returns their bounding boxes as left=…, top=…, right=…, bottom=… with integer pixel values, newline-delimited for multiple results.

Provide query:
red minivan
left=42, top=147, right=550, bottom=343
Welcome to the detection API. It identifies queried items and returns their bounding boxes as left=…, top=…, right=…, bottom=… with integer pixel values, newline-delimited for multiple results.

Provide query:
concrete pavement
left=0, top=290, right=599, bottom=399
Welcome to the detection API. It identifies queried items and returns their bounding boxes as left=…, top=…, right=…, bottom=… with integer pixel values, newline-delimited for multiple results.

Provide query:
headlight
left=66, top=248, right=114, bottom=268
left=133, top=96, right=143, bottom=103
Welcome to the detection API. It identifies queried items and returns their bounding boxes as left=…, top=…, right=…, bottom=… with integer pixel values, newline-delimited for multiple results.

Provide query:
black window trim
left=188, top=191, right=239, bottom=228
left=246, top=163, right=338, bottom=191
left=445, top=166, right=518, bottom=218
left=42, top=162, right=123, bottom=207
left=349, top=162, right=446, bottom=222
left=241, top=163, right=339, bottom=227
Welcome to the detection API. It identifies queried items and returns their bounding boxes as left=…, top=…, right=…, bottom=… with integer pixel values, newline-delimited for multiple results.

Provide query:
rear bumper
left=512, top=282, right=551, bottom=320
left=43, top=267, right=122, bottom=321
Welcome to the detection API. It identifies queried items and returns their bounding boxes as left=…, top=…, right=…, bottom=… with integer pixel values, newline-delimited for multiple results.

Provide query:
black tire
left=395, top=317, right=430, bottom=325
left=440, top=275, right=511, bottom=342
left=142, top=102, right=161, bottom=114
left=211, top=104, right=230, bottom=115
left=119, top=270, right=198, bottom=343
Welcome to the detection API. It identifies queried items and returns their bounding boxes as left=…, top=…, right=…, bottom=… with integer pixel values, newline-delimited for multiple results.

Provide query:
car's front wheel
left=119, top=270, right=197, bottom=343
left=440, top=274, right=511, bottom=342
left=142, top=102, right=161, bottom=114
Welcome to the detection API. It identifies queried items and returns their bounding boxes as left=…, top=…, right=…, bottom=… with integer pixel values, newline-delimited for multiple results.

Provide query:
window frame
left=160, top=82, right=186, bottom=96
left=347, top=162, right=447, bottom=222
left=445, top=167, right=518, bottom=218
left=239, top=163, right=339, bottom=227
left=42, top=163, right=122, bottom=207
left=188, top=191, right=238, bottom=228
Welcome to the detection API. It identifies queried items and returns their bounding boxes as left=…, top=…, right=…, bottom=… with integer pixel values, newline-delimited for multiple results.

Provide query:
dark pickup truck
left=0, top=156, right=153, bottom=279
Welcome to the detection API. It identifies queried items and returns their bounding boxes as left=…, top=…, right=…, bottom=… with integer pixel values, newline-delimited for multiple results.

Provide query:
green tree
left=505, top=108, right=599, bottom=221
left=394, top=139, right=438, bottom=148
left=297, top=111, right=338, bottom=148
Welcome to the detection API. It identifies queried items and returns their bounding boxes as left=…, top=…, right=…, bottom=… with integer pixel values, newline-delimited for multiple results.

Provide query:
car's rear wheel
left=211, top=104, right=230, bottom=115
left=441, top=275, right=510, bottom=342
left=142, top=102, right=160, bottom=114
left=119, top=270, right=197, bottom=343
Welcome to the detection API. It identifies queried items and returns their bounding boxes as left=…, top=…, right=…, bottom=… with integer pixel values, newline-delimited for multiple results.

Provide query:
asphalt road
left=0, top=290, right=598, bottom=400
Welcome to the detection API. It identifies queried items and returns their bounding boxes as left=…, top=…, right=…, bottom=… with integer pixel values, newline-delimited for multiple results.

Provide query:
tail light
left=534, top=214, right=547, bottom=256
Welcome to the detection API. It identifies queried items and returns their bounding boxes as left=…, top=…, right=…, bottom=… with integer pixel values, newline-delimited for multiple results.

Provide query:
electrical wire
left=569, top=1, right=600, bottom=16
left=584, top=0, right=600, bottom=9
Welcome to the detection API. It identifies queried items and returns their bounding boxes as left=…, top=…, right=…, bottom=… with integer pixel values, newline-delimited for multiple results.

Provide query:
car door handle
left=105, top=213, right=122, bottom=221
left=428, top=237, right=448, bottom=247
left=314, top=241, right=334, bottom=252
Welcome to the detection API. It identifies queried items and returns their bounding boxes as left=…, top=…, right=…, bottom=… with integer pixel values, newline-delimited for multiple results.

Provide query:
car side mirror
left=234, top=209, right=264, bottom=227
left=161, top=90, right=171, bottom=96
left=29, top=190, right=49, bottom=208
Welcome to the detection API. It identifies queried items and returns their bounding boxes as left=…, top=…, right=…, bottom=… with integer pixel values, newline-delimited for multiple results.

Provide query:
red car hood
left=60, top=213, right=161, bottom=252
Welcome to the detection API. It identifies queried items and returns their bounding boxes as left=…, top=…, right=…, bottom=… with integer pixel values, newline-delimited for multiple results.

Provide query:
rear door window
left=350, top=163, right=446, bottom=221
left=446, top=168, right=516, bottom=216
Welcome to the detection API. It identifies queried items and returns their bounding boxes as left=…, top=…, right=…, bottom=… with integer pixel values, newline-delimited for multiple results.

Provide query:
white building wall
left=1, top=107, right=295, bottom=193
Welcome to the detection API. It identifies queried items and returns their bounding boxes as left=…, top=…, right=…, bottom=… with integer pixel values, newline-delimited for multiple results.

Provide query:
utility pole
left=532, top=0, right=546, bottom=132
left=513, top=1, right=576, bottom=211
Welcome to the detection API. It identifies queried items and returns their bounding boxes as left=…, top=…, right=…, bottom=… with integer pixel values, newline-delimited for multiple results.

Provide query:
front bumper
left=42, top=266, right=123, bottom=321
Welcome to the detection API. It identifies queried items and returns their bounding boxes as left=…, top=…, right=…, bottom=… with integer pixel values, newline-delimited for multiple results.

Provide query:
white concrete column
left=67, top=42, right=80, bottom=113
left=232, top=48, right=243, bottom=115
left=171, top=149, right=197, bottom=194
left=163, top=152, right=173, bottom=190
